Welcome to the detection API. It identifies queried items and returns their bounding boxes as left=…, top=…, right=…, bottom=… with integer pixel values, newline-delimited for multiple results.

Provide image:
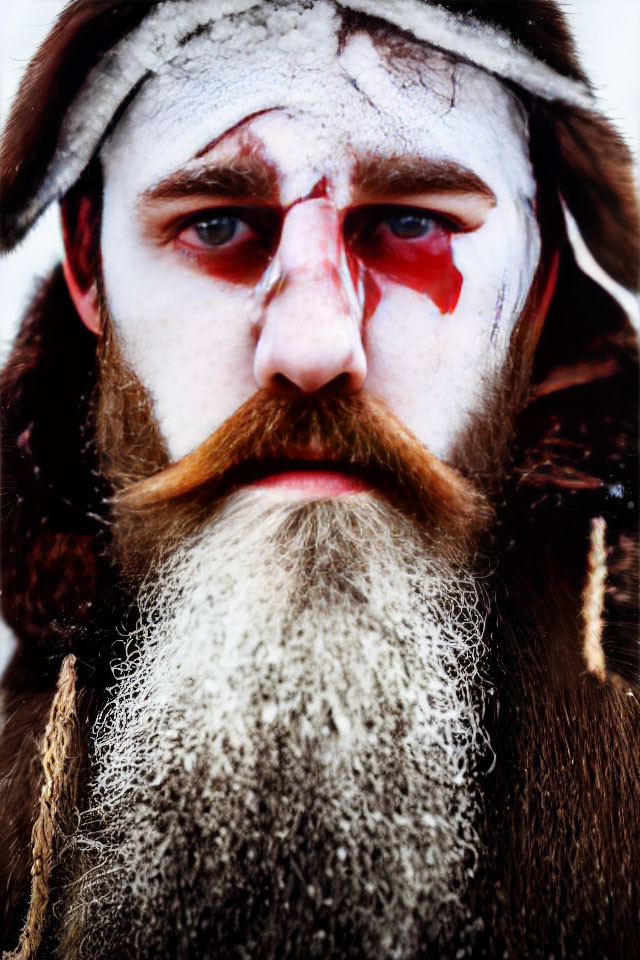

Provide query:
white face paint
left=99, top=0, right=540, bottom=463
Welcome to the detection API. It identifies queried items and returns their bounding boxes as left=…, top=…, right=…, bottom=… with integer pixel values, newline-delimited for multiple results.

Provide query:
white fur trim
left=343, top=0, right=594, bottom=106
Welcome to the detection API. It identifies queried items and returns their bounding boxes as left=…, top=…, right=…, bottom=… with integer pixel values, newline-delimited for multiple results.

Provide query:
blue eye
left=193, top=215, right=239, bottom=246
left=385, top=212, right=436, bottom=239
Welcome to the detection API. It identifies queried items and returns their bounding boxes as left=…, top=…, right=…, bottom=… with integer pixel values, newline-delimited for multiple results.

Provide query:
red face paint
left=295, top=176, right=330, bottom=204
left=176, top=208, right=280, bottom=285
left=362, top=269, right=383, bottom=324
left=344, top=245, right=382, bottom=325
left=350, top=220, right=462, bottom=316
left=177, top=198, right=463, bottom=319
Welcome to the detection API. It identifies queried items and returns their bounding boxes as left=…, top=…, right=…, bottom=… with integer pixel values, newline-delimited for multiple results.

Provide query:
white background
left=0, top=0, right=639, bottom=668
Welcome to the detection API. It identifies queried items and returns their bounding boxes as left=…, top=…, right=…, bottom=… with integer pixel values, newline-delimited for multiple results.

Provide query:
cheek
left=364, top=209, right=538, bottom=459
left=451, top=202, right=540, bottom=348
left=349, top=228, right=463, bottom=322
left=365, top=289, right=496, bottom=458
left=101, top=209, right=257, bottom=460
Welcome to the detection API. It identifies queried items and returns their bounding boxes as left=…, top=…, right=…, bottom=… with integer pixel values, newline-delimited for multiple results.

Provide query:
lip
left=229, top=458, right=373, bottom=497
left=253, top=466, right=371, bottom=496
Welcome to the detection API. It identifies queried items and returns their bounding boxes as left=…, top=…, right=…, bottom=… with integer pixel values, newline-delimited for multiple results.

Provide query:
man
left=0, top=1, right=638, bottom=957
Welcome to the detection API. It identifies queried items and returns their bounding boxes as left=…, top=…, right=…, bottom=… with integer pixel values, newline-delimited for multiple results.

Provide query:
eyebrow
left=139, top=153, right=496, bottom=210
left=352, top=155, right=497, bottom=205
left=139, top=161, right=279, bottom=207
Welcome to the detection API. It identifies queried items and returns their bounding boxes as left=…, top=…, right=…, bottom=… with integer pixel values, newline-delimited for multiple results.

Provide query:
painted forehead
left=102, top=1, right=535, bottom=204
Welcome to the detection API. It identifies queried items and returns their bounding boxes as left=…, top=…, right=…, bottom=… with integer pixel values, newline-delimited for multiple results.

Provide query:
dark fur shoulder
left=0, top=269, right=133, bottom=946
left=0, top=267, right=131, bottom=672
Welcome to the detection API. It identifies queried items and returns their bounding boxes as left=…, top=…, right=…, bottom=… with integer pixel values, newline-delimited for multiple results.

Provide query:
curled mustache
left=111, top=391, right=492, bottom=578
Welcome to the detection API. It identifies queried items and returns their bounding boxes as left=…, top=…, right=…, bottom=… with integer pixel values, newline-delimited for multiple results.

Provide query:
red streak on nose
left=344, top=247, right=381, bottom=326
left=286, top=177, right=331, bottom=213
left=310, top=214, right=462, bottom=321
left=345, top=244, right=359, bottom=290
left=304, top=176, right=330, bottom=201
left=362, top=270, right=383, bottom=324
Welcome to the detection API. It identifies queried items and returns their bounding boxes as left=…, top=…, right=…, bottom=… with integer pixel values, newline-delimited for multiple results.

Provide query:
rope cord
left=582, top=516, right=608, bottom=682
left=3, top=654, right=78, bottom=960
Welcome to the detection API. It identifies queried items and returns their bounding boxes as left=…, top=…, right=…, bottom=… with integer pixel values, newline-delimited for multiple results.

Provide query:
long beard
left=57, top=487, right=488, bottom=959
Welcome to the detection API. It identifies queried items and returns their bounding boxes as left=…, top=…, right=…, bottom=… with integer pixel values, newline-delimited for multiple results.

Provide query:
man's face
left=97, top=4, right=540, bottom=469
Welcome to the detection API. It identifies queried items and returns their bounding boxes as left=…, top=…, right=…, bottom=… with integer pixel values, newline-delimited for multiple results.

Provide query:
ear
left=61, top=194, right=101, bottom=335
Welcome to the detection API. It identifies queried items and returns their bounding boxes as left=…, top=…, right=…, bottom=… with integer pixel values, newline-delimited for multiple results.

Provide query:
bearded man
left=0, top=1, right=638, bottom=958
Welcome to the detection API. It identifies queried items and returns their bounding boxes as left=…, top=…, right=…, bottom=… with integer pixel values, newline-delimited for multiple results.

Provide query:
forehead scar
left=303, top=176, right=330, bottom=201
left=193, top=108, right=284, bottom=160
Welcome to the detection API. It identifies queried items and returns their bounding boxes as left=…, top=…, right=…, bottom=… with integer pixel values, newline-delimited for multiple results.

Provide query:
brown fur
left=0, top=272, right=130, bottom=951
left=0, top=691, right=53, bottom=949
left=0, top=1, right=155, bottom=250
left=7, top=656, right=79, bottom=960
left=478, top=555, right=640, bottom=958
left=0, top=679, right=100, bottom=952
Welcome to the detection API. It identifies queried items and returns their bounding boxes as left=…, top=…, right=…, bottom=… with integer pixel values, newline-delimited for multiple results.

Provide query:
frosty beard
left=62, top=503, right=494, bottom=957
left=53, top=319, right=491, bottom=957
left=58, top=490, right=487, bottom=959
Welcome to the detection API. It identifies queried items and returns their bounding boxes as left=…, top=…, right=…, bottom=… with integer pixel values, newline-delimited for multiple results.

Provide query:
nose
left=253, top=200, right=367, bottom=394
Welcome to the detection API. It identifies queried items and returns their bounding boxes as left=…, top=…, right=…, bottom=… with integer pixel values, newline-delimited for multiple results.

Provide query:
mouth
left=229, top=458, right=374, bottom=497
